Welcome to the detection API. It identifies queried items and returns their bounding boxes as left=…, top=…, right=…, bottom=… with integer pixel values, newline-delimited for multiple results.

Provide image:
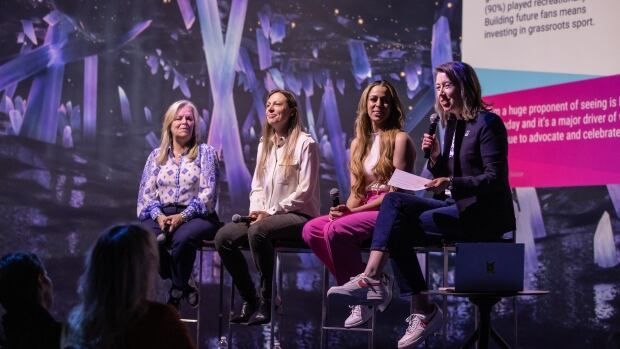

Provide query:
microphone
left=424, top=113, right=440, bottom=159
left=157, top=224, right=170, bottom=244
left=232, top=214, right=256, bottom=224
left=329, top=188, right=340, bottom=207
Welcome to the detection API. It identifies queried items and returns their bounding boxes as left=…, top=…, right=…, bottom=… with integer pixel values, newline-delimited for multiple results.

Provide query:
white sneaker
left=397, top=304, right=444, bottom=349
left=377, top=273, right=393, bottom=312
left=344, top=305, right=373, bottom=328
left=327, top=273, right=385, bottom=305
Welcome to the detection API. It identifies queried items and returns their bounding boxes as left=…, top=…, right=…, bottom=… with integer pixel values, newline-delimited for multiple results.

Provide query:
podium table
left=425, top=289, right=549, bottom=349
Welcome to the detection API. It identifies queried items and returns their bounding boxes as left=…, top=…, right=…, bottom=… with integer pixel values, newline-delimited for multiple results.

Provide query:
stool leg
left=270, top=250, right=279, bottom=347
left=513, top=297, right=518, bottom=348
left=442, top=247, right=450, bottom=349
left=320, top=265, right=329, bottom=349
left=196, top=248, right=203, bottom=348
left=218, top=254, right=224, bottom=340
left=228, top=277, right=234, bottom=344
left=368, top=306, right=375, bottom=349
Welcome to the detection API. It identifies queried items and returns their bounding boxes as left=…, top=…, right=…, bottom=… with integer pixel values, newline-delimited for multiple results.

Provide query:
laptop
left=454, top=243, right=524, bottom=292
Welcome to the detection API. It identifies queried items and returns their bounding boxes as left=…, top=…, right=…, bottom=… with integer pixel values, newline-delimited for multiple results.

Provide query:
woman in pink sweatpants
left=302, top=80, right=415, bottom=327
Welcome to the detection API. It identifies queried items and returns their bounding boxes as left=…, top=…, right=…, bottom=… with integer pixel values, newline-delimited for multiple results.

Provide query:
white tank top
left=362, top=133, right=389, bottom=192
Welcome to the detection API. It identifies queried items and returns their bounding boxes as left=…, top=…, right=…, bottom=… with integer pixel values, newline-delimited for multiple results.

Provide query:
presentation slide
left=462, top=0, right=620, bottom=187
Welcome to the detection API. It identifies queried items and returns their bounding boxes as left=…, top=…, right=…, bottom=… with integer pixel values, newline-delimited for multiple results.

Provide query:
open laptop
left=454, top=243, right=524, bottom=292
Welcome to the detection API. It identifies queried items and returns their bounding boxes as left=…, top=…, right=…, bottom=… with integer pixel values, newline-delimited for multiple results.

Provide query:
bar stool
left=414, top=231, right=517, bottom=348
left=179, top=240, right=225, bottom=347
left=320, top=247, right=376, bottom=349
left=227, top=240, right=313, bottom=347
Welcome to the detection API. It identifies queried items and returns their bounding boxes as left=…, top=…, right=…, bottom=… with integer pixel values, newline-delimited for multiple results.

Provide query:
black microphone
left=157, top=224, right=170, bottom=244
left=232, top=214, right=256, bottom=224
left=329, top=188, right=340, bottom=208
left=424, top=113, right=440, bottom=159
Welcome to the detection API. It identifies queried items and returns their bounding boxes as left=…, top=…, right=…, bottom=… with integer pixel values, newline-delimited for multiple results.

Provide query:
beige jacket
left=249, top=132, right=320, bottom=217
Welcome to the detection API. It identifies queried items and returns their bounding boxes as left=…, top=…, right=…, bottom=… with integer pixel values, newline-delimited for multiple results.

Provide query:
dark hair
left=434, top=61, right=491, bottom=122
left=0, top=252, right=46, bottom=312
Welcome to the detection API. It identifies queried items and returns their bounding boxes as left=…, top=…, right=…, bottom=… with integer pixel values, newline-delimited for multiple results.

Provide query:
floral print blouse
left=137, top=143, right=219, bottom=222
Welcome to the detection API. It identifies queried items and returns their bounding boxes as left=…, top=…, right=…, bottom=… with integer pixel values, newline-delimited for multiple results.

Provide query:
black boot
left=246, top=299, right=271, bottom=326
left=230, top=298, right=258, bottom=324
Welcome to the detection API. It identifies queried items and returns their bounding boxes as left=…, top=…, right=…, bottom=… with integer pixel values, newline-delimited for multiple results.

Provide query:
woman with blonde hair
left=302, top=80, right=415, bottom=328
left=214, top=89, right=320, bottom=326
left=137, top=100, right=220, bottom=308
left=65, top=224, right=194, bottom=349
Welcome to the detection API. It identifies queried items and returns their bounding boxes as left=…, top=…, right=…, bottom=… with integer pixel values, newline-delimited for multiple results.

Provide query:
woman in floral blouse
left=137, top=99, right=220, bottom=308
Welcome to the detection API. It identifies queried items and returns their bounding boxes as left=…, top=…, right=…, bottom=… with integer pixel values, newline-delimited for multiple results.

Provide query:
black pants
left=214, top=213, right=308, bottom=302
left=141, top=206, right=221, bottom=291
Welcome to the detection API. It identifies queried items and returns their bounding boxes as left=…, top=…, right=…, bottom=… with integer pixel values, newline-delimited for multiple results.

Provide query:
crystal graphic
left=284, top=72, right=301, bottom=96
left=405, top=62, right=420, bottom=92
left=270, top=14, right=286, bottom=44
left=431, top=16, right=452, bottom=69
left=21, top=19, right=37, bottom=45
left=83, top=55, right=97, bottom=139
left=607, top=184, right=620, bottom=219
left=118, top=86, right=132, bottom=124
left=177, top=0, right=196, bottom=30
left=594, top=212, right=619, bottom=268
left=256, top=28, right=272, bottom=70
left=172, top=68, right=191, bottom=98
left=146, top=55, right=159, bottom=74
left=515, top=187, right=547, bottom=239
left=196, top=0, right=251, bottom=202
left=268, top=68, right=284, bottom=90
left=347, top=40, right=371, bottom=84
left=336, top=79, right=345, bottom=95
left=321, top=79, right=349, bottom=195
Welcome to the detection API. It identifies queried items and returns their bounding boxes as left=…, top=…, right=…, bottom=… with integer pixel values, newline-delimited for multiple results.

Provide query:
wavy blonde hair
left=256, top=89, right=303, bottom=181
left=156, top=100, right=202, bottom=165
left=434, top=61, right=491, bottom=123
left=350, top=80, right=404, bottom=199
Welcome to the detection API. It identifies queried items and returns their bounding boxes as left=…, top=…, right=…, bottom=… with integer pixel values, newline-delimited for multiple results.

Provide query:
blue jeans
left=141, top=206, right=221, bottom=291
left=370, top=192, right=462, bottom=296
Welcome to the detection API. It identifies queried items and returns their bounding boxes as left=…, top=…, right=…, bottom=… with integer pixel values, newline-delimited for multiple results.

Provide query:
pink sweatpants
left=302, top=193, right=381, bottom=285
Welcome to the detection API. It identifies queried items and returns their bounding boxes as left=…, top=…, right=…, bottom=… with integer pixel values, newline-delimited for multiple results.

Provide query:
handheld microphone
left=424, top=113, right=440, bottom=159
left=157, top=224, right=170, bottom=244
left=232, top=214, right=256, bottom=224
left=329, top=188, right=340, bottom=207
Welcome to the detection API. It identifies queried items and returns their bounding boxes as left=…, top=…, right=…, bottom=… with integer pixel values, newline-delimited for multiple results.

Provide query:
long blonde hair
left=256, top=89, right=303, bottom=180
left=350, top=80, right=404, bottom=199
left=156, top=100, right=202, bottom=165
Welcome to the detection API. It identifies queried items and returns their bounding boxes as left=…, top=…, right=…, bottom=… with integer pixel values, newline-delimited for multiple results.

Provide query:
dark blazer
left=428, top=111, right=516, bottom=240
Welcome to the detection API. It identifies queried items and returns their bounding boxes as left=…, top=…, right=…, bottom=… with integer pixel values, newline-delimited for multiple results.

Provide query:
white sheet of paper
left=388, top=169, right=430, bottom=191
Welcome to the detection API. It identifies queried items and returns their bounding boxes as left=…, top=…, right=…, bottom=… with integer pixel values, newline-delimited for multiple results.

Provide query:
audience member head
left=68, top=224, right=158, bottom=348
left=0, top=252, right=53, bottom=313
left=157, top=100, right=202, bottom=165
left=350, top=79, right=404, bottom=198
left=434, top=61, right=490, bottom=122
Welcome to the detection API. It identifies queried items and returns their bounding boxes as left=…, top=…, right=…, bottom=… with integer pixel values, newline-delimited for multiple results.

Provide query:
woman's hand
left=425, top=177, right=451, bottom=194
left=328, top=204, right=352, bottom=220
left=250, top=211, right=270, bottom=225
left=422, top=133, right=440, bottom=162
left=156, top=215, right=169, bottom=231
left=167, top=214, right=185, bottom=233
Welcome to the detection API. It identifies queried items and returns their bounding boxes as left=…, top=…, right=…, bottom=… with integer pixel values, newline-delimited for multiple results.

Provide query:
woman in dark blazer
left=327, top=61, right=516, bottom=349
